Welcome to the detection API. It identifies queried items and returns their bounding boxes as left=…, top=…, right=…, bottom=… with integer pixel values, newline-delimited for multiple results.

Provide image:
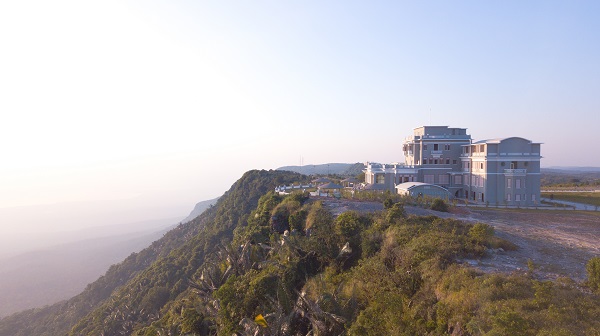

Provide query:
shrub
left=335, top=211, right=364, bottom=238
left=383, top=198, right=394, bottom=209
left=431, top=198, right=449, bottom=212
left=468, top=223, right=494, bottom=245
left=586, top=257, right=600, bottom=292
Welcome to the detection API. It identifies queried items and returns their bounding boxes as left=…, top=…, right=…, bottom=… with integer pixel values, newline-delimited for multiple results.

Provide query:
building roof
left=318, top=182, right=344, bottom=190
left=362, top=183, right=389, bottom=190
left=470, top=137, right=542, bottom=145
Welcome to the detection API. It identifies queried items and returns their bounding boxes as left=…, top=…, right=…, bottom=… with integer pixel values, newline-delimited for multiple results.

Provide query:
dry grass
left=541, top=192, right=600, bottom=207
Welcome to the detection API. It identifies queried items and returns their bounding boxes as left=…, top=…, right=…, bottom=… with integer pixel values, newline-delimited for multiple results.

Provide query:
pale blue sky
left=0, top=1, right=599, bottom=239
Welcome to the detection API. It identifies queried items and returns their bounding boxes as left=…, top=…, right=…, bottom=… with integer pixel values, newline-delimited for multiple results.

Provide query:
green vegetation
left=541, top=192, right=600, bottom=207
left=541, top=169, right=600, bottom=188
left=431, top=198, right=450, bottom=212
left=587, top=257, right=600, bottom=293
left=2, top=170, right=599, bottom=335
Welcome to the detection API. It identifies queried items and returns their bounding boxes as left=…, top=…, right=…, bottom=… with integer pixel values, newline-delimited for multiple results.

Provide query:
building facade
left=460, top=137, right=542, bottom=206
left=363, top=126, right=542, bottom=206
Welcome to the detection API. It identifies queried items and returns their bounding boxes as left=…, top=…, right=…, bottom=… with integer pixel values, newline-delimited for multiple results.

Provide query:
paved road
left=540, top=198, right=599, bottom=211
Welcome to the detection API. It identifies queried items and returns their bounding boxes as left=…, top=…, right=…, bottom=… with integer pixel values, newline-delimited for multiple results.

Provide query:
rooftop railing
left=504, top=169, right=527, bottom=175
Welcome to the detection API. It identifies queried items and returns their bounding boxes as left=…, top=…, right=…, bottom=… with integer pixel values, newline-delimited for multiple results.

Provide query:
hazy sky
left=1, top=1, right=599, bottom=239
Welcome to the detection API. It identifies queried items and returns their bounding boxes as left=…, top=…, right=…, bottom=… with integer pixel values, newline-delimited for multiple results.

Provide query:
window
left=479, top=177, right=484, bottom=188
left=438, top=175, right=449, bottom=185
left=434, top=144, right=439, bottom=150
left=507, top=178, right=512, bottom=188
left=480, top=144, right=485, bottom=152
left=444, top=144, right=451, bottom=150
left=434, top=159, right=438, bottom=164
left=454, top=175, right=462, bottom=185
left=376, top=174, right=385, bottom=184
left=515, top=194, right=521, bottom=201
left=507, top=194, right=511, bottom=201
left=516, top=179, right=521, bottom=189
left=446, top=158, right=450, bottom=164
left=453, top=160, right=457, bottom=165
left=424, top=174, right=434, bottom=184
left=532, top=194, right=536, bottom=202
left=480, top=163, right=484, bottom=170
left=472, top=175, right=477, bottom=186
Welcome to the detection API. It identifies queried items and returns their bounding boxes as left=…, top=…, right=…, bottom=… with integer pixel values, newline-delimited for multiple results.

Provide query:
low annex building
left=364, top=126, right=542, bottom=206
left=396, top=182, right=450, bottom=200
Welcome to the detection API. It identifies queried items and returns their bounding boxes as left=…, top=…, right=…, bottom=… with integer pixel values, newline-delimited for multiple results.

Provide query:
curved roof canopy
left=396, top=182, right=449, bottom=193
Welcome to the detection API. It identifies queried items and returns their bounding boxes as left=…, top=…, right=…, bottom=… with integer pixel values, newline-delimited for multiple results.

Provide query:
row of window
left=463, top=144, right=486, bottom=154
left=422, top=144, right=452, bottom=151
left=423, top=174, right=450, bottom=185
left=374, top=174, right=524, bottom=190
left=469, top=192, right=537, bottom=203
left=424, top=158, right=458, bottom=165
left=471, top=175, right=485, bottom=188
left=507, top=178, right=522, bottom=189
left=375, top=175, right=417, bottom=184
left=506, top=194, right=536, bottom=202
left=462, top=162, right=486, bottom=170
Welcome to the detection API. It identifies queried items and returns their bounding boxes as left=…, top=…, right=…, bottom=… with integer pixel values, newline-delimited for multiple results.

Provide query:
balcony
left=504, top=169, right=527, bottom=176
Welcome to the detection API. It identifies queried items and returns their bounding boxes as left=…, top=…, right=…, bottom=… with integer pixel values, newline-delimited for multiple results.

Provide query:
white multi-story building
left=364, top=126, right=542, bottom=206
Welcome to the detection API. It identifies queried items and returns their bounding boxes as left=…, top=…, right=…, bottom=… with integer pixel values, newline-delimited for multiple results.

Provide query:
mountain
left=277, top=162, right=365, bottom=176
left=0, top=196, right=218, bottom=320
left=544, top=166, right=600, bottom=172
left=541, top=168, right=600, bottom=186
left=181, top=197, right=220, bottom=223
left=1, top=169, right=599, bottom=335
left=0, top=170, right=305, bottom=336
left=0, top=230, right=164, bottom=318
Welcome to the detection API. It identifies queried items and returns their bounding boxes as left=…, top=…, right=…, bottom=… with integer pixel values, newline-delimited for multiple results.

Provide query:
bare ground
left=321, top=199, right=600, bottom=281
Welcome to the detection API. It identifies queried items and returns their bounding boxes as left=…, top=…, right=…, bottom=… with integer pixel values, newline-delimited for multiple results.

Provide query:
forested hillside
left=0, top=170, right=305, bottom=336
left=1, top=169, right=599, bottom=335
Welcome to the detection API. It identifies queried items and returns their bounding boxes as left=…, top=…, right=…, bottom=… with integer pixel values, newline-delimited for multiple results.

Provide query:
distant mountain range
left=0, top=229, right=167, bottom=318
left=0, top=196, right=219, bottom=319
left=277, top=162, right=365, bottom=176
left=543, top=166, right=600, bottom=172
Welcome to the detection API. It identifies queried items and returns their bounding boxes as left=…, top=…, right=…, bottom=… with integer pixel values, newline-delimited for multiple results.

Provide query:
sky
left=1, top=1, right=599, bottom=245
